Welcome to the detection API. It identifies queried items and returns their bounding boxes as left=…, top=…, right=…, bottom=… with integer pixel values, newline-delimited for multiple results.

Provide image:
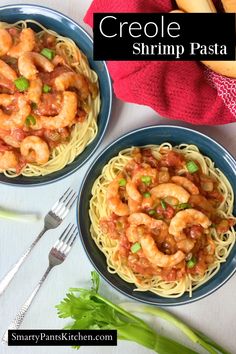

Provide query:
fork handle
left=0, top=227, right=47, bottom=296
left=2, top=265, right=52, bottom=344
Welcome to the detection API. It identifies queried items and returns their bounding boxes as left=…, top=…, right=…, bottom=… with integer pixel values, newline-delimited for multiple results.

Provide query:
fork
left=0, top=187, right=77, bottom=296
left=2, top=223, right=78, bottom=344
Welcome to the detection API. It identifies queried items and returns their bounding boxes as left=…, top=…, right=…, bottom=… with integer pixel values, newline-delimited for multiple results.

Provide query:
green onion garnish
left=14, top=77, right=29, bottom=92
left=148, top=210, right=156, bottom=216
left=40, top=48, right=55, bottom=60
left=186, top=161, right=199, bottom=174
left=119, top=178, right=127, bottom=187
left=43, top=84, right=52, bottom=93
left=141, top=176, right=151, bottom=185
left=177, top=203, right=191, bottom=210
left=131, top=242, right=141, bottom=253
left=187, top=256, right=197, bottom=269
left=25, top=115, right=36, bottom=127
left=161, top=200, right=167, bottom=209
left=143, top=192, right=151, bottom=198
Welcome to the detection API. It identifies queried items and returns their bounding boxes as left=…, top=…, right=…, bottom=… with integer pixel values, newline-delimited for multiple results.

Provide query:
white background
left=0, top=1, right=236, bottom=354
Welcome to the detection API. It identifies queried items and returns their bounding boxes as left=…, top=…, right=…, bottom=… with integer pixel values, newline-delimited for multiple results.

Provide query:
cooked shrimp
left=18, top=52, right=54, bottom=79
left=169, top=209, right=211, bottom=241
left=177, top=239, right=195, bottom=253
left=107, top=178, right=129, bottom=216
left=140, top=233, right=185, bottom=267
left=0, top=94, right=31, bottom=129
left=34, top=92, right=77, bottom=130
left=8, top=28, right=36, bottom=58
left=0, top=150, right=18, bottom=170
left=0, top=59, right=17, bottom=81
left=126, top=181, right=142, bottom=203
left=20, top=136, right=50, bottom=164
left=171, top=176, right=199, bottom=195
left=132, top=166, right=157, bottom=184
left=128, top=213, right=165, bottom=229
left=151, top=183, right=190, bottom=203
left=126, top=225, right=139, bottom=243
left=0, top=29, right=13, bottom=56
left=27, top=78, right=43, bottom=104
left=128, top=198, right=141, bottom=214
left=54, top=72, right=89, bottom=99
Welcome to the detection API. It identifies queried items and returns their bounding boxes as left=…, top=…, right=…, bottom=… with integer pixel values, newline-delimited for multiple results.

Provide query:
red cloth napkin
left=84, top=0, right=236, bottom=125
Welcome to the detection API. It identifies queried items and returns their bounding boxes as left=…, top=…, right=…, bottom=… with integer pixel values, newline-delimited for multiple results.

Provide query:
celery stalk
left=120, top=302, right=227, bottom=354
left=0, top=208, right=39, bottom=222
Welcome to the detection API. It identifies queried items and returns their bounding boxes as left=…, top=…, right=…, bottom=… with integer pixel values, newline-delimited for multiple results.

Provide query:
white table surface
left=0, top=1, right=236, bottom=353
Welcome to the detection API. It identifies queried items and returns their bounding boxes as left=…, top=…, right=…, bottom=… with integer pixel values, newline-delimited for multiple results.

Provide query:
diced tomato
left=186, top=225, right=204, bottom=240
left=34, top=93, right=62, bottom=116
left=207, top=189, right=224, bottom=202
left=156, top=203, right=175, bottom=220
left=11, top=128, right=27, bottom=142
left=160, top=151, right=185, bottom=169
left=119, top=235, right=130, bottom=257
left=216, top=219, right=235, bottom=234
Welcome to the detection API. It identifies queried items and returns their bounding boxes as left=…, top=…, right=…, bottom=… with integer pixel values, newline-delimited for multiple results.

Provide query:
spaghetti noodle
left=89, top=144, right=235, bottom=298
left=0, top=20, right=100, bottom=177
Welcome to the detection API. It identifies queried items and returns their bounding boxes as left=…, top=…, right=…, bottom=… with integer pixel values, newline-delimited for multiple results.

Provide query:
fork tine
left=63, top=228, right=78, bottom=255
left=51, top=188, right=73, bottom=213
left=60, top=192, right=77, bottom=219
left=59, top=225, right=77, bottom=253
left=53, top=223, right=72, bottom=249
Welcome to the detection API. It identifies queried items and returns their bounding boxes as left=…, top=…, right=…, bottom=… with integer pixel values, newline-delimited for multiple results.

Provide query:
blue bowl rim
left=77, top=124, right=236, bottom=306
left=0, top=3, right=112, bottom=187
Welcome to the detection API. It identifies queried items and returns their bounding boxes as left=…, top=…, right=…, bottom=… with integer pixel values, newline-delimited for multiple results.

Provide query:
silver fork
left=2, top=223, right=78, bottom=344
left=0, top=187, right=77, bottom=296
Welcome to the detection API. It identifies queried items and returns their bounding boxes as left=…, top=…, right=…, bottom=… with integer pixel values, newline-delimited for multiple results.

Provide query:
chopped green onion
left=186, top=161, right=199, bottom=174
left=143, top=192, right=151, bottom=198
left=141, top=176, right=151, bottom=185
left=31, top=102, right=37, bottom=110
left=186, top=256, right=197, bottom=269
left=40, top=48, right=55, bottom=60
left=119, top=178, right=127, bottom=187
left=14, top=77, right=29, bottom=92
left=43, top=84, right=52, bottom=93
left=161, top=200, right=167, bottom=209
left=177, top=203, right=191, bottom=210
left=131, top=242, right=141, bottom=253
left=25, top=115, right=36, bottom=127
left=148, top=210, right=156, bottom=216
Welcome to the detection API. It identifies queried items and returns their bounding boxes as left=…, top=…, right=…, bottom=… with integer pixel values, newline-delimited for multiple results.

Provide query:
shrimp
left=27, top=78, right=43, bottom=104
left=0, top=150, right=18, bottom=170
left=140, top=233, right=185, bottom=267
left=132, top=166, right=157, bottom=184
left=169, top=209, right=211, bottom=242
left=0, top=29, right=13, bottom=56
left=7, top=28, right=36, bottom=58
left=171, top=176, right=199, bottom=195
left=126, top=225, right=139, bottom=243
left=0, top=59, right=17, bottom=81
left=34, top=92, right=77, bottom=130
left=126, top=166, right=157, bottom=203
left=18, top=52, right=54, bottom=79
left=177, top=239, right=195, bottom=253
left=151, top=183, right=190, bottom=203
left=20, top=136, right=50, bottom=164
left=0, top=94, right=31, bottom=129
left=107, top=178, right=129, bottom=216
left=126, top=181, right=142, bottom=203
left=128, top=212, right=165, bottom=229
left=54, top=72, right=89, bottom=99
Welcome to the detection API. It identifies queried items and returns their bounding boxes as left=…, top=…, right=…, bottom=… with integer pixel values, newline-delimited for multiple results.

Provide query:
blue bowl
left=77, top=125, right=236, bottom=306
left=0, top=4, right=112, bottom=186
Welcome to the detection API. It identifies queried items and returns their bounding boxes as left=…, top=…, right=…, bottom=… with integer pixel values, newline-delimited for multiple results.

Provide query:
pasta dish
left=89, top=144, right=235, bottom=297
left=0, top=20, right=100, bottom=177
